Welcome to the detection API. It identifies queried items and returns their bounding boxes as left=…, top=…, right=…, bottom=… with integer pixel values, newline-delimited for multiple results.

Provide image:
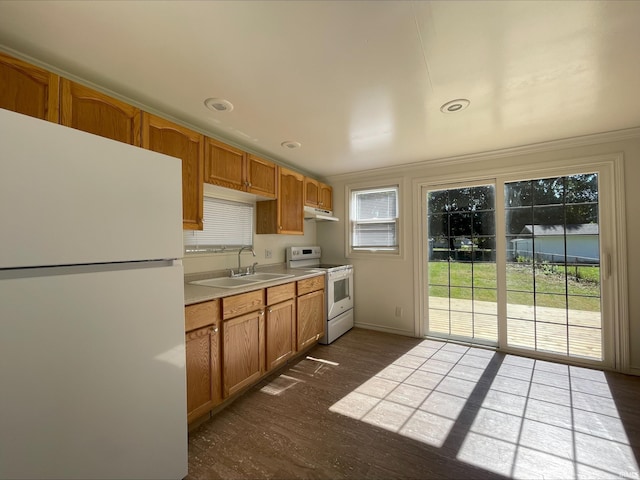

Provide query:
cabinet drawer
left=222, top=289, right=265, bottom=319
left=266, top=282, right=296, bottom=306
left=185, top=300, right=219, bottom=332
left=297, top=275, right=325, bottom=296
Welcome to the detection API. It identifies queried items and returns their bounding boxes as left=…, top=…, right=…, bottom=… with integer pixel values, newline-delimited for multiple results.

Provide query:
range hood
left=304, top=206, right=339, bottom=222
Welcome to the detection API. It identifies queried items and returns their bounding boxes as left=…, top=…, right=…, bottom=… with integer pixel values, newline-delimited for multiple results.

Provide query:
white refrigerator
left=0, top=109, right=188, bottom=479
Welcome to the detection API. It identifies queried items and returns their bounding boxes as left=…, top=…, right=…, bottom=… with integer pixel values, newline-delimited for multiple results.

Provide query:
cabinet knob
left=260, top=310, right=265, bottom=316
left=211, top=326, right=219, bottom=334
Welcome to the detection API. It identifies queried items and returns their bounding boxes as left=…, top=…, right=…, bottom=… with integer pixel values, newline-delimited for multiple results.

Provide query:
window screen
left=351, top=185, right=399, bottom=252
left=183, top=197, right=253, bottom=253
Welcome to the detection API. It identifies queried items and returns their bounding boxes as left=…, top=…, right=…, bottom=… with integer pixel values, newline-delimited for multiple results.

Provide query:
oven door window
left=333, top=277, right=350, bottom=303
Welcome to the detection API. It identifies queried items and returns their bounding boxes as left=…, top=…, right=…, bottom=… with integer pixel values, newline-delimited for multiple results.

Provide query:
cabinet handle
left=260, top=310, right=265, bottom=316
left=211, top=326, right=219, bottom=334
left=268, top=308, right=273, bottom=313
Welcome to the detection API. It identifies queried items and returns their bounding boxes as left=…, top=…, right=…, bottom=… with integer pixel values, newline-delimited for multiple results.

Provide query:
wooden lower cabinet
left=186, top=275, right=325, bottom=423
left=297, top=287, right=325, bottom=351
left=185, top=300, right=221, bottom=424
left=265, top=282, right=296, bottom=371
left=222, top=309, right=265, bottom=397
left=265, top=299, right=296, bottom=370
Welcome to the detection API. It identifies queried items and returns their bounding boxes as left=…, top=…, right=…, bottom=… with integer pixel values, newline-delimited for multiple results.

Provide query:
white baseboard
left=627, top=366, right=640, bottom=377
left=354, top=321, right=416, bottom=338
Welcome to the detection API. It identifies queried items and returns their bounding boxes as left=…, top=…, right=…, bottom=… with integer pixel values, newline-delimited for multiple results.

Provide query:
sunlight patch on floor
left=329, top=341, right=639, bottom=479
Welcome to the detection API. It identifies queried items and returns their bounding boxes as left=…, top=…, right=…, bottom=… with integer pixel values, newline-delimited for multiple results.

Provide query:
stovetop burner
left=315, top=263, right=345, bottom=269
left=286, top=246, right=352, bottom=272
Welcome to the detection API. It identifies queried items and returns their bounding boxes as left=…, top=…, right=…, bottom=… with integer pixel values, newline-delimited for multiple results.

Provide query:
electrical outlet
left=264, top=249, right=272, bottom=259
left=395, top=306, right=403, bottom=317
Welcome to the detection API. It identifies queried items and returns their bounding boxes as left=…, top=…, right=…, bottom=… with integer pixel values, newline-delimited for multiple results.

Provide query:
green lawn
left=428, top=261, right=601, bottom=311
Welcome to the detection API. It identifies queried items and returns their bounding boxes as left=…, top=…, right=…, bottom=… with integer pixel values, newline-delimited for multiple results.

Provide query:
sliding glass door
left=424, top=169, right=608, bottom=365
left=504, top=174, right=602, bottom=360
left=426, top=183, right=497, bottom=346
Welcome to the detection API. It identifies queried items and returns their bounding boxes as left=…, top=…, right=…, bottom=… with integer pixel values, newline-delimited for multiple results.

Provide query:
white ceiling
left=1, top=1, right=640, bottom=177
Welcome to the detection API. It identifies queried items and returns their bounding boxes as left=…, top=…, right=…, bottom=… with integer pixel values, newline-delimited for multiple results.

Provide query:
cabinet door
left=247, top=154, right=277, bottom=198
left=304, top=177, right=319, bottom=208
left=297, top=289, right=325, bottom=351
left=185, top=323, right=221, bottom=423
left=319, top=182, right=333, bottom=211
left=142, top=113, right=204, bottom=230
left=0, top=52, right=59, bottom=122
left=278, top=167, right=304, bottom=234
left=60, top=79, right=141, bottom=145
left=204, top=137, right=246, bottom=191
left=223, top=310, right=265, bottom=397
left=265, top=299, right=296, bottom=371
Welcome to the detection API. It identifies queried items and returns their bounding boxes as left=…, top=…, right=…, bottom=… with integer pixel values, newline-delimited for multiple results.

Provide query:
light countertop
left=184, top=264, right=325, bottom=305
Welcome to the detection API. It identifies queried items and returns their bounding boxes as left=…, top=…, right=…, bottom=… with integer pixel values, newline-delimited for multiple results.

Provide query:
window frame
left=346, top=179, right=403, bottom=259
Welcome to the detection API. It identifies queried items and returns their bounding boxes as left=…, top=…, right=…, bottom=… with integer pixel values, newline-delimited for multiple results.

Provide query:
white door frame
left=413, top=153, right=628, bottom=371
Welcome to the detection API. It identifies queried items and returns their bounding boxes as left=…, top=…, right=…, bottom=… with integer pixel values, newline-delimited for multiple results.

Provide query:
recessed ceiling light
left=281, top=141, right=301, bottom=149
left=440, top=99, right=470, bottom=113
left=204, top=97, right=234, bottom=112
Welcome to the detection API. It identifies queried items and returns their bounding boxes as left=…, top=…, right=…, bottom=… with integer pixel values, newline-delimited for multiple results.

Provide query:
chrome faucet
left=232, top=246, right=256, bottom=276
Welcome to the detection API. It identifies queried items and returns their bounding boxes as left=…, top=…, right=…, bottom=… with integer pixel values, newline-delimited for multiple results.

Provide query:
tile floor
left=329, top=339, right=639, bottom=479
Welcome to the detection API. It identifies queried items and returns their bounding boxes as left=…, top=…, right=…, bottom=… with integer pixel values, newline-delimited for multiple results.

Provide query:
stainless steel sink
left=189, top=272, right=295, bottom=289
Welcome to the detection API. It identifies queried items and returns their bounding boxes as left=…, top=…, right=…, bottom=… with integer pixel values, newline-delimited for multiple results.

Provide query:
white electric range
left=286, top=246, right=354, bottom=344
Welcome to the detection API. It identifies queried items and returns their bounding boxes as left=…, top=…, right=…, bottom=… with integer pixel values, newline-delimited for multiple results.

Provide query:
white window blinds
left=351, top=186, right=399, bottom=251
left=183, top=197, right=253, bottom=253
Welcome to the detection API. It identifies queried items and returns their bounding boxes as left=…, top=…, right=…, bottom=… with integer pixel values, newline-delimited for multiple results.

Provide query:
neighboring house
left=510, top=224, right=599, bottom=264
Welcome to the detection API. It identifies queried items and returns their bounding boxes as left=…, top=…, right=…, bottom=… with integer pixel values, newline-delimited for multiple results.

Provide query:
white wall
left=319, top=131, right=640, bottom=372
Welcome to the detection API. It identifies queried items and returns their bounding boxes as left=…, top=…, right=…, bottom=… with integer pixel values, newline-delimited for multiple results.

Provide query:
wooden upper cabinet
left=319, top=182, right=333, bottom=211
left=279, top=167, right=304, bottom=234
left=304, top=176, right=333, bottom=211
left=204, top=138, right=277, bottom=199
left=204, top=137, right=246, bottom=191
left=256, top=166, right=304, bottom=235
left=246, top=154, right=277, bottom=198
left=60, top=79, right=141, bottom=145
left=304, top=177, right=319, bottom=208
left=0, top=51, right=59, bottom=122
left=142, top=112, right=204, bottom=230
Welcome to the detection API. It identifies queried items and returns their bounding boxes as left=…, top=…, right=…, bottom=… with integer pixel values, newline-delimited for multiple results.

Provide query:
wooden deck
left=428, top=297, right=602, bottom=360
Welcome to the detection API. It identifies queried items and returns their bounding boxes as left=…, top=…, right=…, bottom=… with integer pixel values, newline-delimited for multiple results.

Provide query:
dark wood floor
left=187, top=328, right=640, bottom=479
